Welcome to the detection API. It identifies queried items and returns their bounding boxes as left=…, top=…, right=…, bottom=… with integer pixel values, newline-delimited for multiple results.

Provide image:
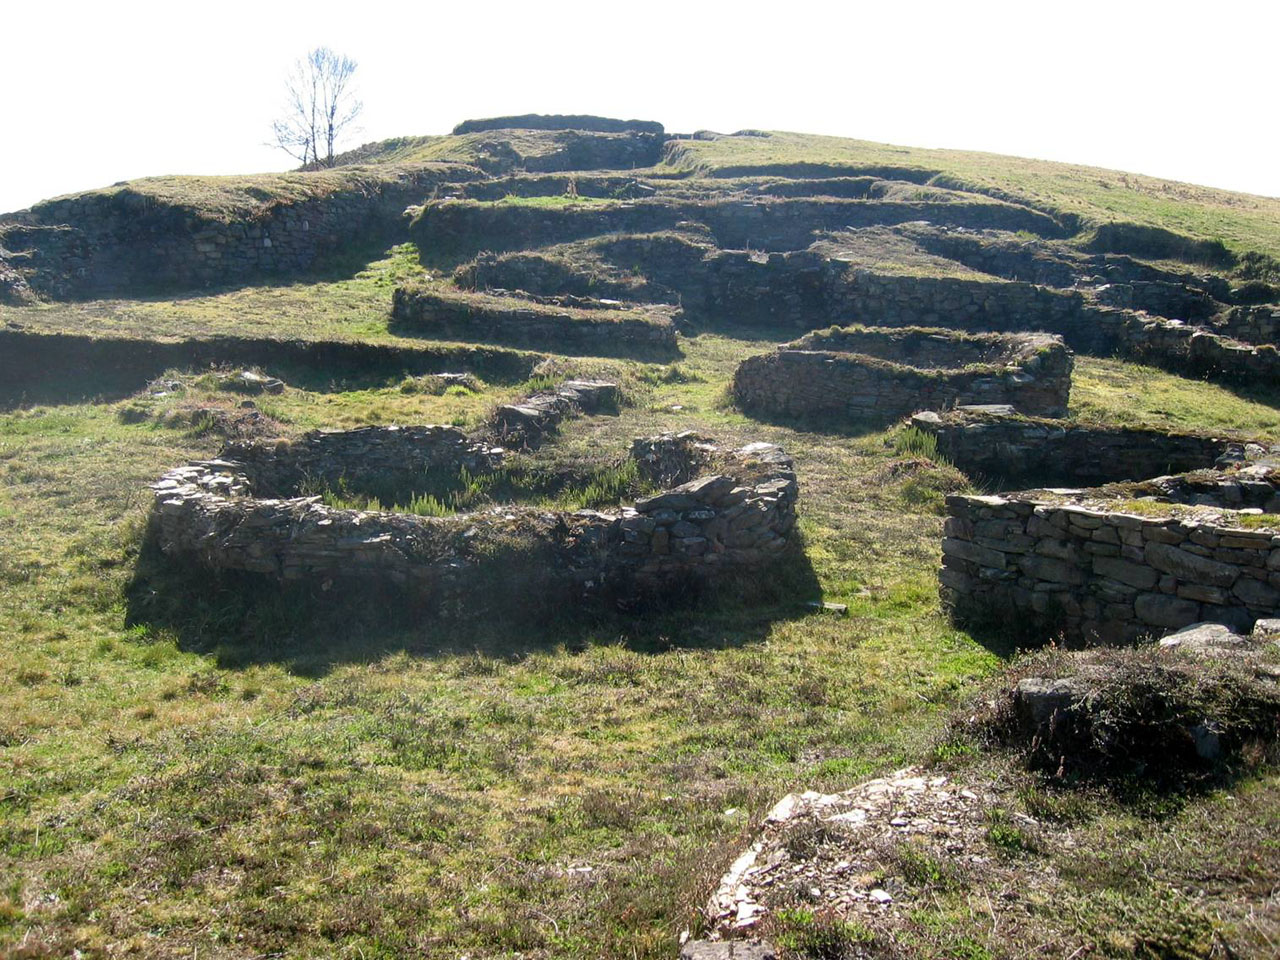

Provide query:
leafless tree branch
left=270, top=47, right=362, bottom=168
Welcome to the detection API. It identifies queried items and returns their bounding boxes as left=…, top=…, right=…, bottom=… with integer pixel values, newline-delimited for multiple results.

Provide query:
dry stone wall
left=150, top=429, right=799, bottom=609
left=940, top=466, right=1280, bottom=644
left=0, top=329, right=539, bottom=409
left=2, top=165, right=476, bottom=297
left=409, top=197, right=1065, bottom=264
left=1214, top=305, right=1279, bottom=346
left=390, top=285, right=679, bottom=357
left=910, top=409, right=1262, bottom=487
left=733, top=327, right=1072, bottom=425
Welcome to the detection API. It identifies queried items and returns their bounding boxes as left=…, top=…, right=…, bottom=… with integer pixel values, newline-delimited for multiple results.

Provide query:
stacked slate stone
left=488, top=379, right=620, bottom=448
left=617, top=441, right=798, bottom=589
left=940, top=463, right=1280, bottom=644
left=909, top=407, right=1274, bottom=487
left=733, top=326, right=1072, bottom=425
left=150, top=415, right=799, bottom=608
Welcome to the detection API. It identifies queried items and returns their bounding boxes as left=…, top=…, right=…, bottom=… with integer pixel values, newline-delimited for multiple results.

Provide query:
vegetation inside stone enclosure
left=305, top=455, right=654, bottom=515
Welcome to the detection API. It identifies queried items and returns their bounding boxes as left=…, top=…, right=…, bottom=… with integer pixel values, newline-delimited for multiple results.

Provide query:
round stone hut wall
left=732, top=326, right=1072, bottom=425
left=149, top=427, right=799, bottom=611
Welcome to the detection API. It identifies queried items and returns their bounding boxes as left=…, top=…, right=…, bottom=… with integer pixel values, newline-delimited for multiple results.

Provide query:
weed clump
left=972, top=644, right=1280, bottom=788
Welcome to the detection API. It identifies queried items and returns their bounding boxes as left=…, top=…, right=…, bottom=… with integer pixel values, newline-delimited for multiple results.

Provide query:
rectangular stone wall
left=390, top=287, right=678, bottom=358
left=941, top=492, right=1280, bottom=644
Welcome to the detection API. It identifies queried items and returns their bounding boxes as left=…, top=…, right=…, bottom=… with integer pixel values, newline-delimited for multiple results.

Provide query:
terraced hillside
left=1, top=115, right=1279, bottom=960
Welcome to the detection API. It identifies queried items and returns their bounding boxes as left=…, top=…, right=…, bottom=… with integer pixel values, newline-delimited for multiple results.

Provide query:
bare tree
left=271, top=48, right=362, bottom=168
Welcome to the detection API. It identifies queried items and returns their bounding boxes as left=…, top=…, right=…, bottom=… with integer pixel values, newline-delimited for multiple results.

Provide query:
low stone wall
left=910, top=409, right=1255, bottom=487
left=1213, top=304, right=1279, bottom=346
left=2, top=165, right=478, bottom=298
left=940, top=468, right=1280, bottom=644
left=733, top=327, right=1072, bottom=425
left=149, top=431, right=799, bottom=608
left=224, top=425, right=500, bottom=498
left=1092, top=280, right=1218, bottom=323
left=0, top=329, right=539, bottom=409
left=409, top=197, right=1064, bottom=263
left=390, top=285, right=679, bottom=357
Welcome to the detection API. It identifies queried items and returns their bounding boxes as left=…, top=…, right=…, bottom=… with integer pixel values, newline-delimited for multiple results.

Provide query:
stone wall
left=409, top=197, right=1065, bottom=264
left=910, top=409, right=1253, bottom=487
left=1213, top=304, right=1279, bottom=346
left=1092, top=280, right=1218, bottom=323
left=149, top=431, right=799, bottom=608
left=733, top=327, right=1072, bottom=425
left=452, top=115, right=665, bottom=136
left=940, top=468, right=1280, bottom=644
left=693, top=260, right=1277, bottom=386
left=224, top=425, right=500, bottom=498
left=2, top=165, right=476, bottom=298
left=0, top=329, right=539, bottom=409
left=390, top=285, right=679, bottom=358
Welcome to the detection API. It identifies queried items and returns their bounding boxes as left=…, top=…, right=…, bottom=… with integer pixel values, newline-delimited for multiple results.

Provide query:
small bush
left=768, top=907, right=875, bottom=959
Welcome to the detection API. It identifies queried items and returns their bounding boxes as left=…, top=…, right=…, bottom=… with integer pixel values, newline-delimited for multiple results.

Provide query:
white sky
left=4, top=0, right=1277, bottom=215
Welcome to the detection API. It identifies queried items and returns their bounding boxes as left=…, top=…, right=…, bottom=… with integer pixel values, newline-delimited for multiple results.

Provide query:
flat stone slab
left=681, top=942, right=777, bottom=960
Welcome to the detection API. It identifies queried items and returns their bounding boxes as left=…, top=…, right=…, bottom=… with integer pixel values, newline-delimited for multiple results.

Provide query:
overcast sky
left=5, top=1, right=1277, bottom=214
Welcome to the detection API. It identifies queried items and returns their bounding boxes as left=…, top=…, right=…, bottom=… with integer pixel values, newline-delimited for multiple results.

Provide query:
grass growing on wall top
left=662, top=131, right=1280, bottom=259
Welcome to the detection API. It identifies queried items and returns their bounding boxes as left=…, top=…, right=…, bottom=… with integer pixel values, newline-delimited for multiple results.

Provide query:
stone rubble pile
left=488, top=379, right=619, bottom=447
left=705, top=769, right=999, bottom=937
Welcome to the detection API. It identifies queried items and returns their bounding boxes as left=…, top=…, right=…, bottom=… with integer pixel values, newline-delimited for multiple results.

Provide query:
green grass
left=493, top=193, right=614, bottom=208
left=0, top=243, right=430, bottom=343
left=661, top=131, right=1280, bottom=259
left=22, top=164, right=468, bottom=222
left=2, top=299, right=1279, bottom=957
left=1071, top=356, right=1280, bottom=439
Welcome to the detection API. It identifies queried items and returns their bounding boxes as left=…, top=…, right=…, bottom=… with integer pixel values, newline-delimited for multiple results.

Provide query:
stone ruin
left=940, top=462, right=1280, bottom=645
left=732, top=325, right=1072, bottom=426
left=910, top=406, right=1277, bottom=487
left=148, top=412, right=799, bottom=611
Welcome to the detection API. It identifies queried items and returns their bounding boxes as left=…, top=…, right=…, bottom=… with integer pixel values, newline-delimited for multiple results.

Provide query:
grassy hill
left=325, top=127, right=1280, bottom=260
left=2, top=118, right=1279, bottom=959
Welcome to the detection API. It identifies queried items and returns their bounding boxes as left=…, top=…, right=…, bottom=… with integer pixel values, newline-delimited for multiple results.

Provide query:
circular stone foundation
left=732, top=325, right=1072, bottom=424
left=149, top=427, right=799, bottom=614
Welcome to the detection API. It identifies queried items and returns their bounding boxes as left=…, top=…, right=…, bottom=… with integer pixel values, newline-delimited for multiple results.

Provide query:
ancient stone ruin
left=940, top=463, right=1280, bottom=644
left=732, top=326, right=1072, bottom=425
left=910, top=406, right=1275, bottom=487
left=149, top=422, right=799, bottom=610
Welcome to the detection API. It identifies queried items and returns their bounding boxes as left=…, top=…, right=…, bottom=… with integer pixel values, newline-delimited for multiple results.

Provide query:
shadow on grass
left=124, top=522, right=824, bottom=676
left=54, top=233, right=406, bottom=305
